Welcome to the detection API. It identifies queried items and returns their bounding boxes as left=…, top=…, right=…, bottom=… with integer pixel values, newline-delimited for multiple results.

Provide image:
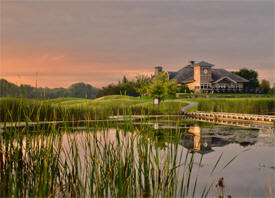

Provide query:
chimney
left=189, top=60, right=195, bottom=66
left=154, top=66, right=163, bottom=75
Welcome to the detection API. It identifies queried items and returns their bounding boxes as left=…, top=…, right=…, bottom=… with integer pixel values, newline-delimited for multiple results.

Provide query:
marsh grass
left=0, top=119, right=200, bottom=197
left=0, top=95, right=255, bottom=197
left=0, top=96, right=187, bottom=122
left=190, top=98, right=275, bottom=114
left=0, top=112, right=249, bottom=198
left=0, top=97, right=194, bottom=197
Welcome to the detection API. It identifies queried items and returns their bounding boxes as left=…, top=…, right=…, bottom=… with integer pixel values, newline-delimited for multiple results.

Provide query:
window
left=200, top=83, right=210, bottom=89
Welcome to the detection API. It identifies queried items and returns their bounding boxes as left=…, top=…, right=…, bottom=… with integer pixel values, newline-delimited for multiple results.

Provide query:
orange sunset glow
left=1, top=1, right=274, bottom=88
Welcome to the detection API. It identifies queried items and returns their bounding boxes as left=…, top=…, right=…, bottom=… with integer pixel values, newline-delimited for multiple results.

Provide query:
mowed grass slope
left=46, top=95, right=186, bottom=114
left=45, top=95, right=148, bottom=106
left=0, top=95, right=187, bottom=122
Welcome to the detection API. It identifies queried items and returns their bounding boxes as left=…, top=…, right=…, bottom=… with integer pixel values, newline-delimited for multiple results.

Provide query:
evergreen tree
left=122, top=75, right=128, bottom=84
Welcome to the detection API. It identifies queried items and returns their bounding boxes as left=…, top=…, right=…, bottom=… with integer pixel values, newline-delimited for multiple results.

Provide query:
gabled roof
left=173, top=65, right=195, bottom=83
left=196, top=61, right=214, bottom=67
left=168, top=71, right=178, bottom=79
left=168, top=66, right=248, bottom=83
left=213, top=76, right=237, bottom=84
left=211, top=69, right=248, bottom=83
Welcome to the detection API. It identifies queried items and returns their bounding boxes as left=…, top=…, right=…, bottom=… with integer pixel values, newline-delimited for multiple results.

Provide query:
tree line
left=1, top=68, right=274, bottom=100
left=96, top=73, right=181, bottom=99
left=232, top=68, right=274, bottom=94
left=0, top=79, right=99, bottom=99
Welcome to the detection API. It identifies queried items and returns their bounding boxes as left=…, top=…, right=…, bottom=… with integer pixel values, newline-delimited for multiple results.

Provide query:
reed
left=0, top=96, right=250, bottom=197
left=0, top=118, right=202, bottom=197
left=193, top=98, right=275, bottom=114
left=0, top=97, right=187, bottom=122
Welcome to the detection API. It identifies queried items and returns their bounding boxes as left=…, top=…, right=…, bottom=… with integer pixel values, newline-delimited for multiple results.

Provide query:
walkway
left=164, top=100, right=198, bottom=112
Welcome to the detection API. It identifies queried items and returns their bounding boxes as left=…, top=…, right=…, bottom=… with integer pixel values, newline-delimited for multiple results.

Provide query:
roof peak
left=196, top=61, right=214, bottom=67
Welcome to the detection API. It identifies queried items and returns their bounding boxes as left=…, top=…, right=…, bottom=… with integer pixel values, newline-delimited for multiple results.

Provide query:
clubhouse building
left=154, top=61, right=248, bottom=93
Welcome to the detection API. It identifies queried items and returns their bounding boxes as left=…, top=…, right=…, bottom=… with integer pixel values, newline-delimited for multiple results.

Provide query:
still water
left=59, top=118, right=275, bottom=197
left=2, top=118, right=274, bottom=197
left=177, top=123, right=274, bottom=197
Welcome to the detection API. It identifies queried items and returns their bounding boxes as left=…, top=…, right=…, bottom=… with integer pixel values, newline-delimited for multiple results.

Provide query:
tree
left=95, top=80, right=139, bottom=98
left=271, top=83, right=275, bottom=94
left=68, top=83, right=98, bottom=99
left=119, top=81, right=138, bottom=96
left=165, top=79, right=178, bottom=97
left=122, top=75, right=128, bottom=84
left=232, top=69, right=259, bottom=92
left=0, top=78, right=99, bottom=99
left=135, top=74, right=150, bottom=97
left=177, top=86, right=190, bottom=93
left=96, top=84, right=120, bottom=98
left=148, top=72, right=178, bottom=101
left=259, top=79, right=270, bottom=94
left=148, top=72, right=167, bottom=101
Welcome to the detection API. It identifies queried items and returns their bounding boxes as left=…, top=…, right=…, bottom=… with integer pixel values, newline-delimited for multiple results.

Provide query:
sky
left=1, top=0, right=274, bottom=88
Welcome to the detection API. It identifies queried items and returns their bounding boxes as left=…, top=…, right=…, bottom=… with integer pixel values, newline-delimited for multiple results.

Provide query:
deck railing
left=183, top=111, right=275, bottom=124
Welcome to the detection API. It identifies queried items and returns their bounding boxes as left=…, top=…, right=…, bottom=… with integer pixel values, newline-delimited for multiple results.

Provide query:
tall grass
left=0, top=95, right=251, bottom=197
left=0, top=97, right=187, bottom=122
left=0, top=118, right=208, bottom=197
left=194, top=98, right=275, bottom=114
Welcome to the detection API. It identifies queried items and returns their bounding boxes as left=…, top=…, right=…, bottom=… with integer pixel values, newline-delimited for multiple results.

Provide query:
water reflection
left=1, top=118, right=274, bottom=197
left=180, top=124, right=262, bottom=154
left=181, top=125, right=215, bottom=154
left=148, top=120, right=264, bottom=152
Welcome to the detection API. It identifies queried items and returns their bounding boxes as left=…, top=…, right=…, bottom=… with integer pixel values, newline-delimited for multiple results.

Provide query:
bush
left=177, top=86, right=191, bottom=93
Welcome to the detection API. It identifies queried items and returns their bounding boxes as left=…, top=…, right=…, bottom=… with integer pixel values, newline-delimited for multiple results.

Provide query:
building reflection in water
left=149, top=121, right=260, bottom=153
left=181, top=124, right=229, bottom=154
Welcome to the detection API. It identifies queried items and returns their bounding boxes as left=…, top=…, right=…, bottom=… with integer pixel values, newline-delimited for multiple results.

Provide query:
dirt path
left=164, top=100, right=198, bottom=112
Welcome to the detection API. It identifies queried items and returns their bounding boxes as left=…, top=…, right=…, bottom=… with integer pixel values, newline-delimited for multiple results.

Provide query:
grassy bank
left=187, top=98, right=275, bottom=114
left=0, top=96, right=187, bottom=122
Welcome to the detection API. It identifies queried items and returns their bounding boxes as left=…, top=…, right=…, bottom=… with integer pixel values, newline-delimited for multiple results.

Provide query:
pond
left=0, top=117, right=274, bottom=197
